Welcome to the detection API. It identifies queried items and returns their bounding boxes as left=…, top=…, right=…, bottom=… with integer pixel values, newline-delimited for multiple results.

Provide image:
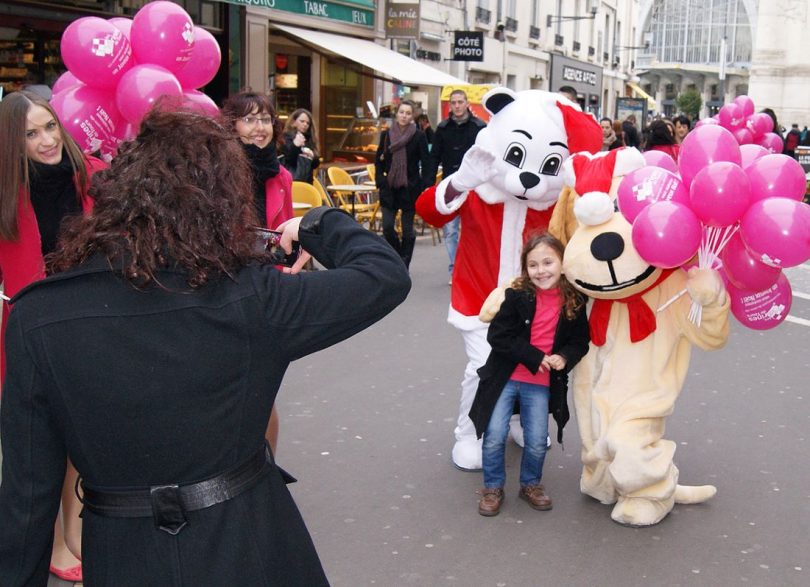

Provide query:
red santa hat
left=556, top=101, right=603, bottom=155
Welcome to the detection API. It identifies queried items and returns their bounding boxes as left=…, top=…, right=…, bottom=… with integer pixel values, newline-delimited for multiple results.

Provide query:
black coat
left=280, top=132, right=321, bottom=183
left=0, top=208, right=411, bottom=586
left=374, top=127, right=430, bottom=211
left=426, top=113, right=486, bottom=183
left=469, top=287, right=590, bottom=443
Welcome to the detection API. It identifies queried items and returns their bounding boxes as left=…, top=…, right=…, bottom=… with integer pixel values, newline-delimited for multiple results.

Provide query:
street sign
left=452, top=31, right=484, bottom=61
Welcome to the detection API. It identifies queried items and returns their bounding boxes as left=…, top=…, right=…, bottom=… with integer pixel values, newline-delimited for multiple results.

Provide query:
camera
left=254, top=228, right=302, bottom=267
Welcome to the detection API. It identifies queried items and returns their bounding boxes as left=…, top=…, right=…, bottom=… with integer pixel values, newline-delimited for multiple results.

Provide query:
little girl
left=469, top=233, right=590, bottom=517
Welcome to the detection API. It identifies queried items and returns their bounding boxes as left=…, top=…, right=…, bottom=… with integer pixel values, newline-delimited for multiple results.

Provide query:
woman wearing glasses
left=221, top=92, right=293, bottom=453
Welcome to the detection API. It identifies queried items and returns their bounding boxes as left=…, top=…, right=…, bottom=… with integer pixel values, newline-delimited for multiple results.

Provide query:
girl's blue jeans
left=482, top=380, right=549, bottom=488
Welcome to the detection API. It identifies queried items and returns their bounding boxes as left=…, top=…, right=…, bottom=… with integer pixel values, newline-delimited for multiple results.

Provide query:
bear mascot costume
left=416, top=88, right=601, bottom=470
left=548, top=148, right=731, bottom=526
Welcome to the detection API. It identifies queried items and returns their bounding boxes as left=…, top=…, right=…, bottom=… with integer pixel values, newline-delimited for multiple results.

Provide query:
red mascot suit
left=416, top=88, right=602, bottom=470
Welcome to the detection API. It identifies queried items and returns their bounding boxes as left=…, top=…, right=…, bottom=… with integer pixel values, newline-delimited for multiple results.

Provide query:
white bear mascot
left=416, top=88, right=602, bottom=470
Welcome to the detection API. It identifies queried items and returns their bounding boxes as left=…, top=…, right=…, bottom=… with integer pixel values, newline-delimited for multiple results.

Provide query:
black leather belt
left=79, top=445, right=271, bottom=535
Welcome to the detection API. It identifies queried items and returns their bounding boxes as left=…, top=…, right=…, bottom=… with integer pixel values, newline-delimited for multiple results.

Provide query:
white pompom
left=574, top=191, right=614, bottom=226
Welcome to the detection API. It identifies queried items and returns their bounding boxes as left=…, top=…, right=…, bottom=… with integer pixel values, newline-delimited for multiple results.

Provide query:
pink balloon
left=182, top=90, right=220, bottom=117
left=52, top=71, right=82, bottom=95
left=678, top=125, right=742, bottom=189
left=746, top=154, right=807, bottom=202
left=60, top=17, right=133, bottom=89
left=175, top=27, right=221, bottom=90
left=51, top=85, right=122, bottom=154
left=740, top=197, right=810, bottom=268
left=720, top=232, right=781, bottom=291
left=632, top=201, right=702, bottom=268
left=689, top=162, right=751, bottom=227
left=733, top=96, right=756, bottom=118
left=115, top=64, right=183, bottom=125
left=748, top=113, right=774, bottom=138
left=131, top=1, right=195, bottom=73
left=642, top=150, right=679, bottom=174
left=740, top=144, right=769, bottom=169
left=727, top=273, right=792, bottom=330
left=733, top=127, right=753, bottom=145
left=101, top=120, right=138, bottom=162
left=695, top=117, right=720, bottom=128
left=109, top=17, right=133, bottom=40
left=718, top=103, right=744, bottom=130
left=618, top=166, right=689, bottom=223
left=756, top=132, right=784, bottom=154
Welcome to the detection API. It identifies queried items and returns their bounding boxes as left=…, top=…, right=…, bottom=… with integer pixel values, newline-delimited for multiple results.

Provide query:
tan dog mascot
left=548, top=148, right=731, bottom=526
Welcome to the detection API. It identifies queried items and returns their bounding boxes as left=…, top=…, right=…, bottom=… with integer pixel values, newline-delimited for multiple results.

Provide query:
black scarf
left=28, top=150, right=81, bottom=256
left=242, top=142, right=280, bottom=226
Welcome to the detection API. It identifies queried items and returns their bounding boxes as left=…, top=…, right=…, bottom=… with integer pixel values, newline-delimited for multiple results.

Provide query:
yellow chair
left=326, top=166, right=378, bottom=217
left=312, top=177, right=333, bottom=206
left=365, top=163, right=376, bottom=183
left=291, top=181, right=322, bottom=217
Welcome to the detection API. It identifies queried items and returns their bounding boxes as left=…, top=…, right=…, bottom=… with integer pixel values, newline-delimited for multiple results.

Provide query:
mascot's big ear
left=557, top=102, right=602, bottom=154
left=548, top=186, right=578, bottom=246
left=483, top=87, right=517, bottom=115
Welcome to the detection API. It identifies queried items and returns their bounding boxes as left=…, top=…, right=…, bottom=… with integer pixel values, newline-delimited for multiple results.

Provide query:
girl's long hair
left=220, top=91, right=284, bottom=148
left=49, top=108, right=266, bottom=288
left=513, top=233, right=585, bottom=319
left=0, top=90, right=88, bottom=240
left=283, top=108, right=320, bottom=158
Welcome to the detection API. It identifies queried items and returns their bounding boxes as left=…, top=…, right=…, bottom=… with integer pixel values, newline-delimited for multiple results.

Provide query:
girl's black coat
left=469, top=287, right=590, bottom=443
left=374, top=128, right=430, bottom=210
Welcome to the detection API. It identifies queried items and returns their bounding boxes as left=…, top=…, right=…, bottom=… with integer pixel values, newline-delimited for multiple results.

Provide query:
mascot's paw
left=452, top=437, right=483, bottom=471
left=686, top=267, right=726, bottom=307
left=611, top=496, right=674, bottom=527
left=479, top=278, right=521, bottom=323
left=450, top=145, right=499, bottom=193
left=674, top=484, right=717, bottom=504
left=508, top=414, right=525, bottom=447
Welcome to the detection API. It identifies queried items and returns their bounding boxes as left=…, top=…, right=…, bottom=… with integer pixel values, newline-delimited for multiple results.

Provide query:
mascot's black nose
left=519, top=172, right=540, bottom=189
left=591, top=232, right=625, bottom=262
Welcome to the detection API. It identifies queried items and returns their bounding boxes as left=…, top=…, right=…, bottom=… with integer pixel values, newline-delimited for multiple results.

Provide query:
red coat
left=263, top=166, right=293, bottom=229
left=0, top=155, right=106, bottom=378
left=417, top=185, right=553, bottom=326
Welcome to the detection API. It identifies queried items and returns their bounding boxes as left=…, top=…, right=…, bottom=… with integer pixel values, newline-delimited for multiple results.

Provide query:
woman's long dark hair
left=0, top=90, right=89, bottom=240
left=513, top=233, right=585, bottom=319
left=49, top=108, right=266, bottom=288
left=645, top=119, right=677, bottom=148
left=221, top=91, right=284, bottom=148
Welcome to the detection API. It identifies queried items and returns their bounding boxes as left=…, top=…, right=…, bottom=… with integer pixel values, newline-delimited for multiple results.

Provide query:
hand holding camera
left=255, top=217, right=311, bottom=273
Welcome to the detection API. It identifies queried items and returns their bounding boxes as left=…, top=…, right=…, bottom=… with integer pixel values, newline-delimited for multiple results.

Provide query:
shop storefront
left=228, top=0, right=463, bottom=163
left=548, top=54, right=603, bottom=115
left=0, top=0, right=229, bottom=102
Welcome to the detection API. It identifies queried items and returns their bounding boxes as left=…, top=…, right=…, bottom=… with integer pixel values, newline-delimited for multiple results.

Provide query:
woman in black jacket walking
left=375, top=100, right=430, bottom=267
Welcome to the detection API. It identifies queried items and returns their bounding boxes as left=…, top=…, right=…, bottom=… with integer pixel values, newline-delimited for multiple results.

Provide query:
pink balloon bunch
left=713, top=95, right=784, bottom=153
left=53, top=1, right=221, bottom=160
left=619, top=119, right=810, bottom=329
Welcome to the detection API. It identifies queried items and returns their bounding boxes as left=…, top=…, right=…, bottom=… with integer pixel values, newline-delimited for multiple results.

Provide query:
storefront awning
left=272, top=24, right=466, bottom=88
left=627, top=82, right=658, bottom=111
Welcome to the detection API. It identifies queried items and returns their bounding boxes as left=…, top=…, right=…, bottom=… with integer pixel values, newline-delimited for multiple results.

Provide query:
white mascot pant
left=453, top=324, right=490, bottom=470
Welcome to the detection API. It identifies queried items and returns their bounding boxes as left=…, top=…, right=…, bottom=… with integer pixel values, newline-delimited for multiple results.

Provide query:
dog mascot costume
left=548, top=148, right=730, bottom=526
left=416, top=88, right=601, bottom=470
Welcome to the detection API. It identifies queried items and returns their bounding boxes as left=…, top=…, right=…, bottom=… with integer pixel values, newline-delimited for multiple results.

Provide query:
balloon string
left=690, top=224, right=738, bottom=326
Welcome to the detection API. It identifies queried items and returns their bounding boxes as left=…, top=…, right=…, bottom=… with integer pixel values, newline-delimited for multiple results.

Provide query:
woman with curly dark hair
left=0, top=108, right=411, bottom=586
left=643, top=119, right=681, bottom=162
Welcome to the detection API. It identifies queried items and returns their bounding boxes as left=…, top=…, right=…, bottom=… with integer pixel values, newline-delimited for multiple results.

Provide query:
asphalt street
left=34, top=231, right=810, bottom=587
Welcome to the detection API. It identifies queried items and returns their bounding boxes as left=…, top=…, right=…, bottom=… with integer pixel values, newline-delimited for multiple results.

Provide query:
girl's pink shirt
left=510, top=287, right=562, bottom=387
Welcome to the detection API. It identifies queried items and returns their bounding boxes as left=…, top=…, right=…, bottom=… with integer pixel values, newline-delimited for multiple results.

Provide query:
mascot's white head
left=474, top=88, right=602, bottom=210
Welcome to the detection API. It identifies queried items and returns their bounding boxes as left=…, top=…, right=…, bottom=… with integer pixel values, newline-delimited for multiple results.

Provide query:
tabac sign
left=385, top=2, right=420, bottom=39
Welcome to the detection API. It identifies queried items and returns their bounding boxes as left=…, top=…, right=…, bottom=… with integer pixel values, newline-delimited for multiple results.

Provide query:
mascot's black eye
left=503, top=143, right=525, bottom=168
left=540, top=154, right=562, bottom=176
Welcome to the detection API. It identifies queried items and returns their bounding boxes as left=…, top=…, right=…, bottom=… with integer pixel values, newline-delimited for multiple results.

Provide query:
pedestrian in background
left=0, top=89, right=107, bottom=584
left=644, top=119, right=681, bottom=162
left=785, top=123, right=801, bottom=159
left=600, top=117, right=622, bottom=151
left=0, top=108, right=411, bottom=586
left=622, top=114, right=641, bottom=148
left=416, top=113, right=434, bottom=149
left=280, top=108, right=320, bottom=183
left=673, top=114, right=691, bottom=145
left=222, top=91, right=292, bottom=453
left=375, top=99, right=430, bottom=269
left=558, top=85, right=578, bottom=103
left=469, top=234, right=589, bottom=517
left=426, top=89, right=486, bottom=284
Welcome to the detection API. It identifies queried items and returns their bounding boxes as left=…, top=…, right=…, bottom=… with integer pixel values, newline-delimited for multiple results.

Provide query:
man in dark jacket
left=427, top=90, right=486, bottom=283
